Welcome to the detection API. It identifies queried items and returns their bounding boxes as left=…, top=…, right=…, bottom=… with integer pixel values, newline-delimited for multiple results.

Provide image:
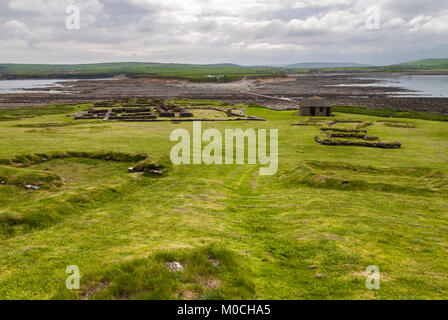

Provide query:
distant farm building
left=298, top=97, right=333, bottom=117
left=206, top=74, right=226, bottom=79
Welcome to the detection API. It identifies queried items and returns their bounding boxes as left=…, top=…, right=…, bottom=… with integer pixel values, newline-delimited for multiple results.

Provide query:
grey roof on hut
left=299, top=97, right=331, bottom=108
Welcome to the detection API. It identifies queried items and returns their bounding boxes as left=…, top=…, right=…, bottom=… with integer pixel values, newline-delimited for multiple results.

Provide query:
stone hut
left=298, top=97, right=333, bottom=117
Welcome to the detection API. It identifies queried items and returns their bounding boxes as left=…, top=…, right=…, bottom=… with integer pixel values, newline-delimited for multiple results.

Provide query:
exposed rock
left=147, top=169, right=164, bottom=174
left=166, top=261, right=183, bottom=272
left=25, top=185, right=40, bottom=190
left=209, top=257, right=221, bottom=268
left=80, top=281, right=111, bottom=300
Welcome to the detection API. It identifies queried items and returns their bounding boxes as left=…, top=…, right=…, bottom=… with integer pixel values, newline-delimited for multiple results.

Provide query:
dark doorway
left=310, top=107, right=316, bottom=116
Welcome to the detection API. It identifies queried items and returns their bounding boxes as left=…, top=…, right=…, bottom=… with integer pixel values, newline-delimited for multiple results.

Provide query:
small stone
left=0, top=181, right=5, bottom=185
left=42, top=158, right=48, bottom=162
left=167, top=262, right=183, bottom=272
left=148, top=169, right=164, bottom=174
left=209, top=257, right=220, bottom=268
left=315, top=273, right=324, bottom=279
left=128, top=167, right=135, bottom=173
left=308, top=265, right=317, bottom=270
left=25, top=185, right=40, bottom=191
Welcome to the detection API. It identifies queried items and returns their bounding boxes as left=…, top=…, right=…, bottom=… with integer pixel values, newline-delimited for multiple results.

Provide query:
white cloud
left=5, top=19, right=30, bottom=34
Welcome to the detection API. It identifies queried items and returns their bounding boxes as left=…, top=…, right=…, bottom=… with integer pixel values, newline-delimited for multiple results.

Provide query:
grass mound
left=285, top=161, right=447, bottom=195
left=377, top=120, right=416, bottom=128
left=0, top=152, right=167, bottom=238
left=52, top=245, right=255, bottom=300
left=320, top=120, right=372, bottom=132
left=0, top=151, right=148, bottom=167
left=0, top=165, right=63, bottom=187
left=0, top=185, right=127, bottom=238
left=315, top=120, right=401, bottom=149
left=305, top=161, right=445, bottom=177
left=315, top=134, right=401, bottom=149
left=12, top=122, right=88, bottom=128
left=130, top=156, right=172, bottom=176
left=327, top=132, right=379, bottom=140
left=0, top=105, right=77, bottom=118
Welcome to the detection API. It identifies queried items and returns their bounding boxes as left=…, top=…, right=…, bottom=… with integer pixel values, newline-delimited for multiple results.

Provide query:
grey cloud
left=0, top=0, right=447, bottom=65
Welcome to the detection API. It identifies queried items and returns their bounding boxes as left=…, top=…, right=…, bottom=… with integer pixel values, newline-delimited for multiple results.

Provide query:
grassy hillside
left=0, top=62, right=284, bottom=82
left=286, top=62, right=372, bottom=69
left=0, top=101, right=447, bottom=299
left=396, top=58, right=448, bottom=68
left=289, top=58, right=448, bottom=73
left=2, top=59, right=448, bottom=80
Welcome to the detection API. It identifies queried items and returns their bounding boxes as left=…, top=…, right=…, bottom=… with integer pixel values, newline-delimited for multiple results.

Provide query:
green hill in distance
left=1, top=58, right=447, bottom=81
left=286, top=62, right=372, bottom=68
left=0, top=62, right=244, bottom=73
left=0, top=62, right=281, bottom=82
left=394, top=58, right=448, bottom=68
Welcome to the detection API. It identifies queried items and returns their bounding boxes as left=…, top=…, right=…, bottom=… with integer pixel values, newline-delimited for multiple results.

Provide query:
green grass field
left=2, top=59, right=447, bottom=82
left=0, top=62, right=283, bottom=82
left=0, top=101, right=447, bottom=300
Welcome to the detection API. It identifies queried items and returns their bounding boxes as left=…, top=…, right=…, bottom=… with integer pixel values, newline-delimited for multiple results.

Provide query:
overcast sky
left=1, top=0, right=447, bottom=66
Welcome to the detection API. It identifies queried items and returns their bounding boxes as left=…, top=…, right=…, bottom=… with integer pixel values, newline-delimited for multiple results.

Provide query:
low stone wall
left=315, top=135, right=401, bottom=149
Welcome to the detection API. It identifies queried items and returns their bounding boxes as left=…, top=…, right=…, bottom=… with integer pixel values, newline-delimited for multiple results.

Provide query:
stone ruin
left=313, top=120, right=402, bottom=149
left=74, top=99, right=191, bottom=122
left=156, top=102, right=193, bottom=118
left=291, top=119, right=402, bottom=149
left=75, top=107, right=157, bottom=121
left=73, top=98, right=265, bottom=122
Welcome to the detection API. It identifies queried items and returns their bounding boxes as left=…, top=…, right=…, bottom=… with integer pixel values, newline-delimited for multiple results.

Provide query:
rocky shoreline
left=1, top=73, right=448, bottom=114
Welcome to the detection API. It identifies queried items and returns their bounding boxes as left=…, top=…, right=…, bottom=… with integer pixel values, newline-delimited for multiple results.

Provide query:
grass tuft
left=52, top=245, right=255, bottom=300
